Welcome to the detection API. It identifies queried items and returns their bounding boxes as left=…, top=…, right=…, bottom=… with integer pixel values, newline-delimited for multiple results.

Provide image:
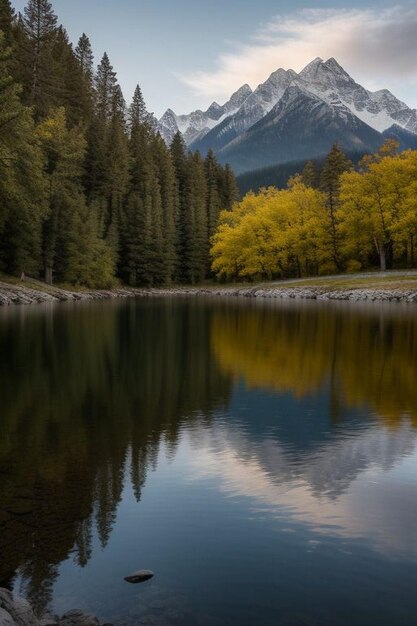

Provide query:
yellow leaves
left=35, top=107, right=67, bottom=142
left=211, top=182, right=328, bottom=279
left=340, top=149, right=417, bottom=265
left=35, top=107, right=87, bottom=183
left=212, top=147, right=417, bottom=278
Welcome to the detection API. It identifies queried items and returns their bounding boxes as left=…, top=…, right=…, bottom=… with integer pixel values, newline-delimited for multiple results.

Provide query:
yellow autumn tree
left=211, top=145, right=417, bottom=279
left=393, top=150, right=417, bottom=266
left=339, top=150, right=417, bottom=271
left=211, top=183, right=328, bottom=280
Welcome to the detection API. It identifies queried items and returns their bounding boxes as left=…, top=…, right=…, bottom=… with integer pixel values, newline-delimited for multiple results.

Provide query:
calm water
left=1, top=297, right=417, bottom=626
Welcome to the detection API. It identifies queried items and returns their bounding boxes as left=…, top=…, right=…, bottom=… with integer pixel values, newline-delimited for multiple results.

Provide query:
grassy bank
left=261, top=271, right=417, bottom=290
left=1, top=271, right=417, bottom=307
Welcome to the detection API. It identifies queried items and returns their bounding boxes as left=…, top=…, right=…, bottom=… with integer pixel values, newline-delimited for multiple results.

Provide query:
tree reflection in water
left=1, top=297, right=416, bottom=616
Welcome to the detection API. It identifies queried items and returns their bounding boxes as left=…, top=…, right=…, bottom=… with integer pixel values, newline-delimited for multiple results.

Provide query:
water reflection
left=1, top=298, right=417, bottom=624
left=0, top=300, right=231, bottom=611
left=212, top=299, right=417, bottom=423
left=188, top=418, right=417, bottom=558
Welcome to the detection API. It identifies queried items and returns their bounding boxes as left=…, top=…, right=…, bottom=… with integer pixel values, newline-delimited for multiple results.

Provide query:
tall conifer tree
left=0, top=0, right=15, bottom=46
left=320, top=144, right=353, bottom=271
left=75, top=34, right=93, bottom=83
left=0, top=32, right=45, bottom=276
left=122, top=85, right=155, bottom=285
left=21, top=0, right=59, bottom=118
left=0, top=3, right=240, bottom=288
left=152, top=133, right=177, bottom=283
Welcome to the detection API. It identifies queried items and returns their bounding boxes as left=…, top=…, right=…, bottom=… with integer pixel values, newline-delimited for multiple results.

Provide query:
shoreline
left=0, top=280, right=144, bottom=306
left=0, top=588, right=108, bottom=626
left=1, top=279, right=417, bottom=307
left=139, top=284, right=417, bottom=303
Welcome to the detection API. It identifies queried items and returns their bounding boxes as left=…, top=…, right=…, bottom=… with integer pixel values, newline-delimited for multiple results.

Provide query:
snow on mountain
left=157, top=84, right=252, bottom=146
left=158, top=109, right=180, bottom=145
left=186, top=68, right=298, bottom=155
left=216, top=83, right=383, bottom=174
left=230, top=68, right=298, bottom=133
left=158, top=57, right=417, bottom=172
left=296, top=57, right=411, bottom=134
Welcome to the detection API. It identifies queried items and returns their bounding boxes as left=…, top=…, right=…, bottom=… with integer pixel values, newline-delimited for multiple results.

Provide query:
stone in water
left=124, top=570, right=154, bottom=584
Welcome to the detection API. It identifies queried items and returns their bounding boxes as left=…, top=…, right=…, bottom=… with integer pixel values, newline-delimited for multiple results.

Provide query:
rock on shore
left=138, top=285, right=417, bottom=303
left=1, top=279, right=417, bottom=307
left=0, top=589, right=109, bottom=626
left=0, top=280, right=142, bottom=306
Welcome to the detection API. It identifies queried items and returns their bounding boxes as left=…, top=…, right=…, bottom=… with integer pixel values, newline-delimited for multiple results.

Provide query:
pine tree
left=121, top=86, right=155, bottom=285
left=94, top=52, right=116, bottom=122
left=85, top=53, right=120, bottom=235
left=0, top=32, right=45, bottom=276
left=301, top=160, right=317, bottom=188
left=222, top=163, right=239, bottom=210
left=320, top=144, right=353, bottom=272
left=0, top=6, right=241, bottom=289
left=129, top=84, right=147, bottom=128
left=205, top=149, right=223, bottom=239
left=149, top=167, right=166, bottom=285
left=0, top=0, right=15, bottom=46
left=53, top=26, right=88, bottom=126
left=36, top=107, right=87, bottom=283
left=186, top=151, right=208, bottom=283
left=64, top=201, right=116, bottom=287
left=73, top=34, right=94, bottom=122
left=170, top=132, right=189, bottom=282
left=105, top=83, right=129, bottom=260
left=20, top=0, right=60, bottom=119
left=75, top=33, right=93, bottom=84
left=152, top=133, right=177, bottom=283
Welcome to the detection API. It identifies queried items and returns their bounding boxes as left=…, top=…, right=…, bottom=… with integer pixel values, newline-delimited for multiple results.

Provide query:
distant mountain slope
left=158, top=84, right=252, bottom=146
left=382, top=124, right=417, bottom=150
left=158, top=57, right=417, bottom=173
left=217, top=85, right=383, bottom=174
left=236, top=152, right=366, bottom=196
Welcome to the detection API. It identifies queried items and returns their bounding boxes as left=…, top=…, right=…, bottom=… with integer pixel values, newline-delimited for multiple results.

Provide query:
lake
left=1, top=296, right=417, bottom=626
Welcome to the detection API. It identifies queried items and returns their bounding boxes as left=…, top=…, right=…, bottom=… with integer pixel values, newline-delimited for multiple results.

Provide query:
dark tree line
left=0, top=0, right=239, bottom=287
left=236, top=151, right=367, bottom=197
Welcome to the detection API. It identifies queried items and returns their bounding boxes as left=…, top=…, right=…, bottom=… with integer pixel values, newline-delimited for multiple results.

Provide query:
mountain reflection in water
left=1, top=298, right=417, bottom=626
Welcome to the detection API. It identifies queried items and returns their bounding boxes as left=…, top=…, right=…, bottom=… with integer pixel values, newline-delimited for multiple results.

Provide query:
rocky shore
left=0, top=280, right=142, bottom=306
left=0, top=588, right=109, bottom=626
left=138, top=285, right=417, bottom=303
left=1, top=279, right=417, bottom=307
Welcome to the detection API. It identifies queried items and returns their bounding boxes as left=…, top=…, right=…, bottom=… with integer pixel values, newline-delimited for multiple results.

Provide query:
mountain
left=158, top=84, right=252, bottom=146
left=217, top=84, right=383, bottom=174
left=158, top=57, right=417, bottom=174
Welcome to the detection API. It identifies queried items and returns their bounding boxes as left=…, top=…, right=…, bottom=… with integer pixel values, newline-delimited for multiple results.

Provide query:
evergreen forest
left=0, top=0, right=239, bottom=288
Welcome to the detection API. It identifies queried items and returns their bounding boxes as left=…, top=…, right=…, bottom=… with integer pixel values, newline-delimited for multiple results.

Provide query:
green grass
left=262, top=273, right=417, bottom=290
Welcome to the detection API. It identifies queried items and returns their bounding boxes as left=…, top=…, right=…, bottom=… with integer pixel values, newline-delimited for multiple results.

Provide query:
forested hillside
left=0, top=0, right=238, bottom=287
left=236, top=152, right=367, bottom=196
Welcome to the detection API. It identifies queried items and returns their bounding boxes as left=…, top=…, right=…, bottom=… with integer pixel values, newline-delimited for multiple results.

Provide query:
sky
left=11, top=0, right=417, bottom=118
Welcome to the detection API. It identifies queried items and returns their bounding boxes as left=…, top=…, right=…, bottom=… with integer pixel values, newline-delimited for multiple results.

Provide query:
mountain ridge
left=158, top=57, right=417, bottom=174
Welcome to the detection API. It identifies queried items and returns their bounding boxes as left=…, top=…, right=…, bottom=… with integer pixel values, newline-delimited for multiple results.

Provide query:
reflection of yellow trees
left=212, top=302, right=417, bottom=425
left=0, top=300, right=231, bottom=611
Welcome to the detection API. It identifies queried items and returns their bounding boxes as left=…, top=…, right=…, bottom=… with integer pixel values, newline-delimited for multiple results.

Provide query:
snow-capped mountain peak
left=298, top=57, right=324, bottom=79
left=225, top=84, right=253, bottom=112
left=157, top=84, right=253, bottom=146
left=157, top=56, right=417, bottom=173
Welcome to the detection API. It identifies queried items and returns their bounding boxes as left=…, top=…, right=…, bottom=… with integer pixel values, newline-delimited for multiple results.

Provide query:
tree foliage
left=0, top=0, right=238, bottom=287
left=211, top=143, right=417, bottom=279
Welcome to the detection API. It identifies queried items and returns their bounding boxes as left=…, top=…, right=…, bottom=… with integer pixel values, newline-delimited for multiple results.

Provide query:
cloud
left=178, top=7, right=417, bottom=103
